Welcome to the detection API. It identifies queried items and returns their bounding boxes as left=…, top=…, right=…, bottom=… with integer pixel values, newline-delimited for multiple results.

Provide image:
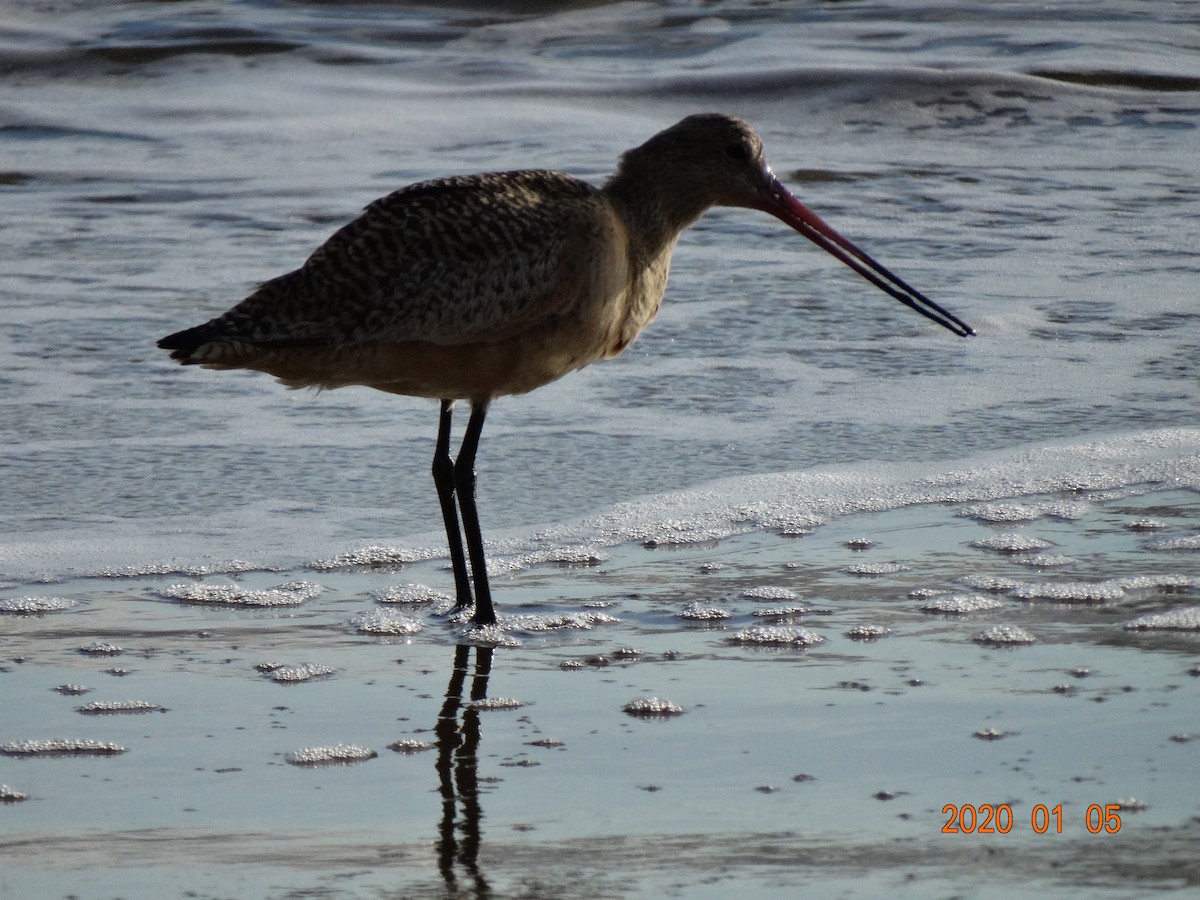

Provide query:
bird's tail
left=157, top=322, right=221, bottom=364
left=157, top=270, right=323, bottom=367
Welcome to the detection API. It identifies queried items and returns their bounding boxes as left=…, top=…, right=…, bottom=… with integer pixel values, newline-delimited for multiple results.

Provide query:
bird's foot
left=438, top=601, right=476, bottom=624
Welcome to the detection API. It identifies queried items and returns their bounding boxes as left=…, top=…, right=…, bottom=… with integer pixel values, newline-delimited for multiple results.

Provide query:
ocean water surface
left=2, top=1, right=1199, bottom=897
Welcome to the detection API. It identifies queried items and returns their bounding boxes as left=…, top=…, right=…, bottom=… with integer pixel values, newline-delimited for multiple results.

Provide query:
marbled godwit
left=158, top=113, right=973, bottom=627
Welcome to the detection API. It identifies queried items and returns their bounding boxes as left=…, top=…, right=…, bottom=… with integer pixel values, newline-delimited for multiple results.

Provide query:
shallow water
left=2, top=1, right=1200, bottom=897
left=4, top=484, right=1200, bottom=897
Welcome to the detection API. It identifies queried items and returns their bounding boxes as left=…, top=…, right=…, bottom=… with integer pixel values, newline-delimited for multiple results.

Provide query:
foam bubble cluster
left=730, top=626, right=825, bottom=647
left=260, top=662, right=336, bottom=683
left=752, top=605, right=810, bottom=618
left=508, top=545, right=607, bottom=568
left=0, top=596, right=79, bottom=615
left=1144, top=535, right=1200, bottom=552
left=678, top=601, right=731, bottom=621
left=973, top=728, right=1014, bottom=741
left=468, top=697, right=523, bottom=711
left=1012, top=554, right=1079, bottom=567
left=350, top=609, right=423, bottom=635
left=97, top=560, right=256, bottom=578
left=921, top=594, right=1006, bottom=614
left=1124, top=606, right=1200, bottom=631
left=76, top=700, right=167, bottom=714
left=161, top=580, right=322, bottom=607
left=0, top=785, right=27, bottom=803
left=959, top=501, right=1088, bottom=523
left=1, top=738, right=128, bottom=756
left=1117, top=574, right=1200, bottom=591
left=845, top=624, right=890, bottom=641
left=741, top=586, right=798, bottom=601
left=388, top=739, right=435, bottom=753
left=623, top=697, right=685, bottom=717
left=310, top=545, right=434, bottom=570
left=372, top=583, right=453, bottom=605
left=843, top=561, right=910, bottom=576
left=285, top=744, right=377, bottom=766
left=504, top=611, right=619, bottom=631
left=78, top=642, right=121, bottom=656
left=1127, top=518, right=1168, bottom=532
left=960, top=575, right=1025, bottom=592
left=974, top=625, right=1037, bottom=645
left=1009, top=580, right=1125, bottom=603
left=971, top=534, right=1053, bottom=553
left=456, top=622, right=522, bottom=647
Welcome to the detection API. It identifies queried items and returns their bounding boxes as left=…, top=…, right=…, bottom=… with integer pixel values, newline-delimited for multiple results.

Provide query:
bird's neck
left=602, top=169, right=713, bottom=268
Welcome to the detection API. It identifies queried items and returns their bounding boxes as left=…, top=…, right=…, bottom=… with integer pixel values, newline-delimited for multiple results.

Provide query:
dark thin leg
left=433, top=400, right=473, bottom=613
left=454, top=400, right=496, bottom=625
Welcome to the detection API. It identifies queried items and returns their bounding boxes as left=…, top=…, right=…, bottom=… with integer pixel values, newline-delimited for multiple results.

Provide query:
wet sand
left=3, top=489, right=1199, bottom=898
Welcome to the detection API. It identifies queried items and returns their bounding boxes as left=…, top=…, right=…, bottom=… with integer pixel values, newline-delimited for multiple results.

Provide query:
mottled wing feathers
left=164, top=171, right=603, bottom=361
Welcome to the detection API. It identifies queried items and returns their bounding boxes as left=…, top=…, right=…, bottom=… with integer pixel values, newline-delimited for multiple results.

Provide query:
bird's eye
left=723, top=142, right=750, bottom=161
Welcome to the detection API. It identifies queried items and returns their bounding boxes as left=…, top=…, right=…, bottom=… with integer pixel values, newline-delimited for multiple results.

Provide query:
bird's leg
left=454, top=400, right=496, bottom=626
left=433, top=399, right=474, bottom=614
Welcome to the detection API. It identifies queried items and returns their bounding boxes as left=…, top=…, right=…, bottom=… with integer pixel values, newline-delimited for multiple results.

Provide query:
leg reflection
left=435, top=644, right=494, bottom=895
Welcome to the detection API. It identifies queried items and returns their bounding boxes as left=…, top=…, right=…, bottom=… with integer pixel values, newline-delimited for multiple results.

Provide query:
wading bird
left=159, top=113, right=973, bottom=627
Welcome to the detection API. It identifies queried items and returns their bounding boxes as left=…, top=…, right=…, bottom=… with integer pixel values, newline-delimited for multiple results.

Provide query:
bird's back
left=159, top=170, right=613, bottom=370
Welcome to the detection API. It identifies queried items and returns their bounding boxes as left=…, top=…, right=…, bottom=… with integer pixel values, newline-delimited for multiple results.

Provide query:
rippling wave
left=1, top=0, right=1197, bottom=577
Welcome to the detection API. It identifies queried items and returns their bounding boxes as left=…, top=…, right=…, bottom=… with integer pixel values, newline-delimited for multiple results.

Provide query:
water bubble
left=504, top=611, right=620, bottom=632
left=752, top=605, right=810, bottom=618
left=0, top=596, right=79, bottom=615
left=372, top=583, right=453, bottom=606
left=1, top=738, right=128, bottom=756
left=467, top=697, right=523, bottom=711
left=1144, top=535, right=1200, bottom=552
left=730, top=626, right=825, bottom=647
left=845, top=624, right=890, bottom=641
left=740, top=586, right=798, bottom=601
left=1116, top=798, right=1148, bottom=812
left=1127, top=518, right=1169, bottom=532
left=161, top=580, right=322, bottom=607
left=1012, top=554, right=1079, bottom=567
left=623, top=697, right=685, bottom=718
left=310, top=546, right=433, bottom=571
left=971, top=534, right=1053, bottom=553
left=1010, top=580, right=1125, bottom=603
left=974, top=625, right=1036, bottom=645
left=350, top=609, right=423, bottom=635
left=388, top=739, right=435, bottom=754
left=960, top=574, right=1023, bottom=593
left=678, top=601, right=731, bottom=621
left=960, top=501, right=1088, bottom=523
left=262, top=662, right=336, bottom=683
left=973, top=728, right=1016, bottom=741
left=76, top=700, right=167, bottom=715
left=78, top=642, right=121, bottom=656
left=843, top=561, right=910, bottom=576
left=921, top=594, right=1005, bottom=614
left=285, top=744, right=377, bottom=766
left=1124, top=606, right=1200, bottom=631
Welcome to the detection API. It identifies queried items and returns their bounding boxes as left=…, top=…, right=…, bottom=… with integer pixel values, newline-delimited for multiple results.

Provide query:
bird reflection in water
left=434, top=643, right=493, bottom=895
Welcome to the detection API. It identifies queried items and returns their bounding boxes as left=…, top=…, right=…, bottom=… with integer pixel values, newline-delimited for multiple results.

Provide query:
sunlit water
left=2, top=2, right=1199, bottom=897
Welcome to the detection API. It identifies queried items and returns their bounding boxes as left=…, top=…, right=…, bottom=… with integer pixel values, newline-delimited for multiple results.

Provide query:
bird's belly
left=251, top=319, right=621, bottom=402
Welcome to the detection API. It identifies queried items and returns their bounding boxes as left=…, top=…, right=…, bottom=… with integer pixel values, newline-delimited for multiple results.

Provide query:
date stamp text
left=941, top=803, right=1123, bottom=835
